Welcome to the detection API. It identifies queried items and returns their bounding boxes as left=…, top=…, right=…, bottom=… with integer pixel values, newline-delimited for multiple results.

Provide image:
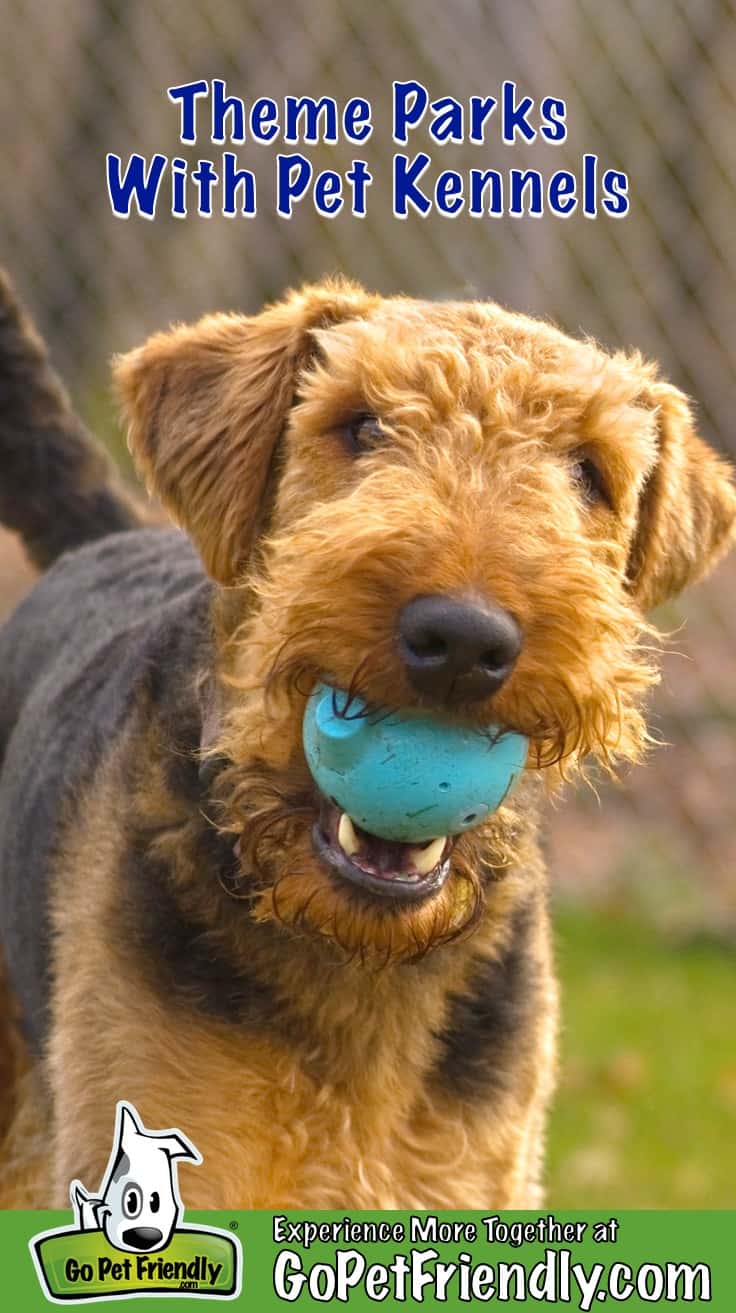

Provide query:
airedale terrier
left=0, top=270, right=733, bottom=1210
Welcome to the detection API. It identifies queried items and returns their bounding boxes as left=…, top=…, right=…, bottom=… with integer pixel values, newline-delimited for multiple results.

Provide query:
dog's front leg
left=47, top=977, right=341, bottom=1209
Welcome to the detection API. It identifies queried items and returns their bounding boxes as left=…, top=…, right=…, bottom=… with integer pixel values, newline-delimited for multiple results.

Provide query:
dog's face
left=86, top=1103, right=199, bottom=1253
left=116, top=282, right=736, bottom=961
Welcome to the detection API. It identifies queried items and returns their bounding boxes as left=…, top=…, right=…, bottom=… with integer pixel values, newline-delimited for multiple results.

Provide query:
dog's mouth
left=312, top=796, right=454, bottom=901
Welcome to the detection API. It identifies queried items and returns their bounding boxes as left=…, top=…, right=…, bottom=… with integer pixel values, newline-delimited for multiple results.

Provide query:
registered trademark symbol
left=229, top=1220, right=239, bottom=1230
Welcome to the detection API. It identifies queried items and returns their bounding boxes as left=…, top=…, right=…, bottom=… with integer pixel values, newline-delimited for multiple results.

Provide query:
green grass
left=546, top=903, right=736, bottom=1208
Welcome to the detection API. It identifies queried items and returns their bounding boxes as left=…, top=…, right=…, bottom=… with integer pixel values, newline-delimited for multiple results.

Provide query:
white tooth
left=337, top=812, right=360, bottom=856
left=410, top=836, right=447, bottom=876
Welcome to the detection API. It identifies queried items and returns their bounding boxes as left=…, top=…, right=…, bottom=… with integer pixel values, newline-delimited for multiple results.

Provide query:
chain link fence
left=2, top=0, right=734, bottom=931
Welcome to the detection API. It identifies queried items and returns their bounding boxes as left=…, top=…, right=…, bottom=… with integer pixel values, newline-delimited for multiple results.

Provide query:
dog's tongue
left=321, top=799, right=449, bottom=880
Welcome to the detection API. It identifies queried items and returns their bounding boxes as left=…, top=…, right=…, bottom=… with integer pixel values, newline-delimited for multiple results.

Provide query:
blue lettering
left=344, top=99, right=372, bottom=143
left=315, top=170, right=343, bottom=216
left=192, top=159, right=217, bottom=215
left=167, top=81, right=208, bottom=143
left=429, top=97, right=463, bottom=144
left=251, top=98, right=279, bottom=142
left=469, top=96, right=497, bottom=143
left=223, top=154, right=256, bottom=215
left=393, top=153, right=432, bottom=216
left=548, top=170, right=577, bottom=215
left=211, top=80, right=245, bottom=144
left=469, top=169, right=503, bottom=216
left=283, top=97, right=338, bottom=144
left=509, top=168, right=543, bottom=216
left=436, top=170, right=464, bottom=215
left=583, top=153, right=598, bottom=217
left=602, top=169, right=629, bottom=216
left=540, top=96, right=567, bottom=143
left=393, top=80, right=429, bottom=144
left=171, top=158, right=187, bottom=217
left=106, top=153, right=167, bottom=219
left=346, top=160, right=372, bottom=215
left=277, top=153, right=312, bottom=217
left=502, top=81, right=535, bottom=143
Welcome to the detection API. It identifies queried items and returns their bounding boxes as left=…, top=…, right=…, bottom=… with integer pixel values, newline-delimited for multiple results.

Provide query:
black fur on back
left=0, top=269, right=139, bottom=570
left=0, top=529, right=211, bottom=1047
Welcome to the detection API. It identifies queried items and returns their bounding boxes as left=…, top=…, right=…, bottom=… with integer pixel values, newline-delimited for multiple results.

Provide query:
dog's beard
left=509, top=655, right=656, bottom=775
left=208, top=584, right=658, bottom=960
left=211, top=768, right=498, bottom=964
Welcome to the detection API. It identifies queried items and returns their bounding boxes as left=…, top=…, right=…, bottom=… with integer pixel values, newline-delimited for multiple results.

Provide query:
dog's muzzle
left=313, top=797, right=453, bottom=901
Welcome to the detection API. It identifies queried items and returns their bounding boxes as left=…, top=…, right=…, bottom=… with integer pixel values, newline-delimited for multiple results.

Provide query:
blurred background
left=0, top=0, right=734, bottom=1206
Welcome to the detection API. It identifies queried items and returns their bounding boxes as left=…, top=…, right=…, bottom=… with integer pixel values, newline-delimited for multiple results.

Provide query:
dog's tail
left=0, top=268, right=140, bottom=571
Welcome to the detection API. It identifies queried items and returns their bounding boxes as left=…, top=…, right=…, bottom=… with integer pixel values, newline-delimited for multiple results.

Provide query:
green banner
left=2, top=1210, right=732, bottom=1311
left=31, top=1223, right=240, bottom=1301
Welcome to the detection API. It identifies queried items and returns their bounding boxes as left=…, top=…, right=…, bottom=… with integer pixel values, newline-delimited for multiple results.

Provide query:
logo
left=30, top=1101, right=242, bottom=1302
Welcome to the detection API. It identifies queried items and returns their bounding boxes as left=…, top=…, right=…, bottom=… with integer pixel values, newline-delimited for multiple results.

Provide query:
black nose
left=122, top=1226, right=164, bottom=1250
left=397, top=593, right=522, bottom=704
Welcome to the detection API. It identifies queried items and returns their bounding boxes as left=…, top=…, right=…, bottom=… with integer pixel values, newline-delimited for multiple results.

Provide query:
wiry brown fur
left=127, top=286, right=734, bottom=958
left=1, top=278, right=734, bottom=1209
left=41, top=728, right=555, bottom=1209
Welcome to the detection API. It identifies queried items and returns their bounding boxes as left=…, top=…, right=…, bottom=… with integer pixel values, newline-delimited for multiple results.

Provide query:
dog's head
left=115, top=282, right=736, bottom=961
left=74, top=1102, right=200, bottom=1253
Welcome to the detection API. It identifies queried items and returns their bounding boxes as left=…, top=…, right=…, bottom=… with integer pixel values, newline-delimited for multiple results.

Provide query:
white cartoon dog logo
left=70, top=1101, right=202, bottom=1254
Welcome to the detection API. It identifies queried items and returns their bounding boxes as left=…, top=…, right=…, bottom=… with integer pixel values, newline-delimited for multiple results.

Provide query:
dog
left=0, top=268, right=733, bottom=1210
left=71, top=1102, right=200, bottom=1252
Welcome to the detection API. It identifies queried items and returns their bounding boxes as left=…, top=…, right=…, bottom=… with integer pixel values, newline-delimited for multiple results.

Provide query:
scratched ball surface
left=303, top=683, right=528, bottom=843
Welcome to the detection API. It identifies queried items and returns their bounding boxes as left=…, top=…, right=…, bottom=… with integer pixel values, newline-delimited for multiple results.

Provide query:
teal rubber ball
left=303, top=683, right=528, bottom=843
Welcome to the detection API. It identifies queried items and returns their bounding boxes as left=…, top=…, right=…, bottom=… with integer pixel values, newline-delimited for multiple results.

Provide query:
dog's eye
left=341, top=413, right=383, bottom=455
left=571, top=454, right=611, bottom=508
left=122, top=1183, right=142, bottom=1219
left=149, top=1191, right=160, bottom=1213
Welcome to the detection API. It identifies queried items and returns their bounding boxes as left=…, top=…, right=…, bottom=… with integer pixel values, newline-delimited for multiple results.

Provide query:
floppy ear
left=114, top=279, right=378, bottom=583
left=157, top=1132, right=202, bottom=1164
left=627, top=381, right=736, bottom=611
